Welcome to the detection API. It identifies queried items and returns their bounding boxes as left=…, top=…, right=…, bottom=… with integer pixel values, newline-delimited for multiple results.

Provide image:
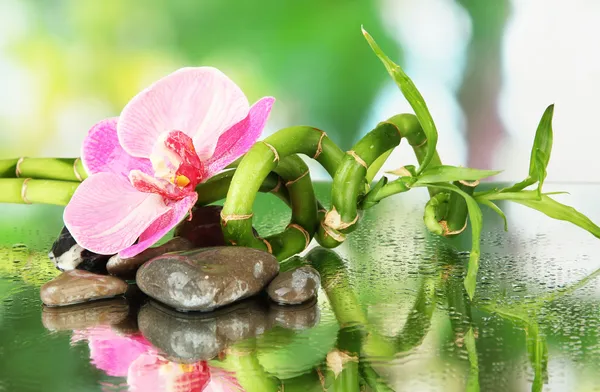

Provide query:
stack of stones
left=41, top=206, right=321, bottom=313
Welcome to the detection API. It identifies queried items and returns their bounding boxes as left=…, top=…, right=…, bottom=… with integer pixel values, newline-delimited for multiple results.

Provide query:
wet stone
left=107, top=237, right=194, bottom=280
left=138, top=298, right=270, bottom=362
left=267, top=266, right=320, bottom=305
left=40, top=270, right=129, bottom=307
left=48, top=226, right=112, bottom=274
left=136, top=247, right=279, bottom=312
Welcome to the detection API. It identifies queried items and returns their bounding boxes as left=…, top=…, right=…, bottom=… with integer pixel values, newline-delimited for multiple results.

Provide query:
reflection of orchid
left=64, top=67, right=274, bottom=258
left=72, top=326, right=244, bottom=392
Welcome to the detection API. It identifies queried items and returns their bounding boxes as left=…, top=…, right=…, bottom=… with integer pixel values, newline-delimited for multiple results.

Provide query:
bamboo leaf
left=514, top=194, right=600, bottom=239
left=502, top=105, right=554, bottom=193
left=478, top=199, right=508, bottom=231
left=415, top=165, right=502, bottom=185
left=362, top=27, right=438, bottom=175
left=416, top=182, right=483, bottom=299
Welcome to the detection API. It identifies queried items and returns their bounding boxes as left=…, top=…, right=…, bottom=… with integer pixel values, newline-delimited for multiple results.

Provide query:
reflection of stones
left=40, top=270, right=129, bottom=306
left=48, top=226, right=112, bottom=274
left=41, top=298, right=129, bottom=331
left=267, top=266, right=320, bottom=305
left=41, top=284, right=147, bottom=333
left=268, top=298, right=320, bottom=330
left=138, top=298, right=270, bottom=363
left=136, top=247, right=279, bottom=312
left=107, top=237, right=194, bottom=280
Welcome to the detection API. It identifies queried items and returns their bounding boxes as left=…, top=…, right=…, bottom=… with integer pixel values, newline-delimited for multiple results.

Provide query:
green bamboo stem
left=325, top=113, right=443, bottom=236
left=195, top=170, right=290, bottom=207
left=0, top=158, right=87, bottom=181
left=444, top=180, right=478, bottom=235
left=221, top=126, right=344, bottom=256
left=0, top=159, right=18, bottom=178
left=325, top=121, right=401, bottom=234
left=0, top=179, right=79, bottom=206
left=266, top=155, right=318, bottom=260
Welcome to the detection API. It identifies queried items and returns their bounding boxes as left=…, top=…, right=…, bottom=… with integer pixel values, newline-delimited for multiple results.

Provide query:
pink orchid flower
left=64, top=67, right=274, bottom=258
left=73, top=326, right=244, bottom=392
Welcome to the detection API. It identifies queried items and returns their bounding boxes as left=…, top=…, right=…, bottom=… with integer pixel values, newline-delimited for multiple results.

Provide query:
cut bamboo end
left=324, top=206, right=359, bottom=231
left=459, top=179, right=480, bottom=187
left=440, top=219, right=468, bottom=236
left=320, top=220, right=346, bottom=243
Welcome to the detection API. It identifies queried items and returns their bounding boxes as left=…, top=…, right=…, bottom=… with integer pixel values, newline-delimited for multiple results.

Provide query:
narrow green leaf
left=478, top=199, right=508, bottom=231
left=501, top=104, right=554, bottom=193
left=366, top=148, right=394, bottom=183
left=514, top=194, right=600, bottom=239
left=415, top=165, right=502, bottom=185
left=362, top=27, right=438, bottom=175
left=479, top=190, right=542, bottom=201
left=416, top=182, right=483, bottom=299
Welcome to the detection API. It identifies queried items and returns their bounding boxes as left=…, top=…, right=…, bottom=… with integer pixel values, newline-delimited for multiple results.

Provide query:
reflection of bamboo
left=307, top=247, right=435, bottom=391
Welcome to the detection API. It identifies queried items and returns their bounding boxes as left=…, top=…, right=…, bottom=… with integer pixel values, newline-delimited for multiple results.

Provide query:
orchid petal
left=119, top=193, right=197, bottom=258
left=72, top=327, right=152, bottom=378
left=82, top=117, right=152, bottom=178
left=118, top=67, right=249, bottom=160
left=64, top=172, right=169, bottom=255
left=205, top=97, right=275, bottom=177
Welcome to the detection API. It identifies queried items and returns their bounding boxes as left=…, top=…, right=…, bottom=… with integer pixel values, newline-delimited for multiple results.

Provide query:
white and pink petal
left=205, top=97, right=275, bottom=177
left=64, top=172, right=170, bottom=255
left=82, top=117, right=153, bottom=178
left=119, top=193, right=197, bottom=258
left=118, top=67, right=250, bottom=160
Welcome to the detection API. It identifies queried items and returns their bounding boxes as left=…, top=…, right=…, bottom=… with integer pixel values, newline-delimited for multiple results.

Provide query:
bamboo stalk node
left=21, top=178, right=32, bottom=204
left=313, top=130, right=327, bottom=159
left=413, top=137, right=428, bottom=148
left=287, top=223, right=311, bottom=249
left=262, top=142, right=280, bottom=163
left=347, top=150, right=368, bottom=169
left=270, top=177, right=282, bottom=194
left=285, top=170, right=309, bottom=187
left=220, top=212, right=253, bottom=226
left=257, top=237, right=273, bottom=253
left=73, top=158, right=84, bottom=182
left=15, top=157, right=25, bottom=178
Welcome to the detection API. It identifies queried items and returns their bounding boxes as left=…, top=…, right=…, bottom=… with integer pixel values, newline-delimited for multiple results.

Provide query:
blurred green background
left=1, top=0, right=597, bottom=181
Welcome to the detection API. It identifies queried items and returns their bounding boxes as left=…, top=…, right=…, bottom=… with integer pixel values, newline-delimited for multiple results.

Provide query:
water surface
left=0, top=183, right=599, bottom=392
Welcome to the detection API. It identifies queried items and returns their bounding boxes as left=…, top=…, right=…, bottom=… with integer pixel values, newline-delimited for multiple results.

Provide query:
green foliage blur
left=1, top=0, right=399, bottom=157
